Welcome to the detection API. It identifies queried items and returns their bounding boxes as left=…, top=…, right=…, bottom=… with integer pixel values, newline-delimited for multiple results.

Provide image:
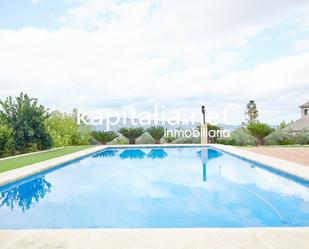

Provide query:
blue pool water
left=0, top=146, right=308, bottom=228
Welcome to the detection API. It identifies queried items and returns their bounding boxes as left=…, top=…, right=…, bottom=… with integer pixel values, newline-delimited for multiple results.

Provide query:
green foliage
left=0, top=93, right=52, bottom=154
left=295, top=130, right=309, bottom=144
left=45, top=111, right=91, bottom=147
left=171, top=136, right=200, bottom=144
left=91, top=130, right=118, bottom=145
left=207, top=123, right=221, bottom=143
left=136, top=132, right=155, bottom=144
left=276, top=120, right=290, bottom=130
left=265, top=131, right=295, bottom=145
left=265, top=130, right=309, bottom=145
left=146, top=126, right=165, bottom=144
left=164, top=134, right=177, bottom=143
left=110, top=135, right=129, bottom=145
left=196, top=123, right=222, bottom=143
left=245, top=100, right=258, bottom=123
left=164, top=127, right=201, bottom=144
left=88, top=136, right=101, bottom=145
left=0, top=125, right=13, bottom=157
left=246, top=122, right=274, bottom=145
left=118, top=127, right=145, bottom=144
left=217, top=128, right=255, bottom=146
left=196, top=123, right=221, bottom=131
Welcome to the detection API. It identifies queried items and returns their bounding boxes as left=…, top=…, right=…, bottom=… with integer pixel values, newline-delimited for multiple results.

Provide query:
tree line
left=1, top=94, right=307, bottom=158
left=0, top=93, right=91, bottom=157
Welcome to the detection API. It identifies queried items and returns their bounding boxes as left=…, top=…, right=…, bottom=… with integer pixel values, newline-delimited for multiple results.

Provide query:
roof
left=299, top=100, right=309, bottom=108
left=285, top=118, right=309, bottom=131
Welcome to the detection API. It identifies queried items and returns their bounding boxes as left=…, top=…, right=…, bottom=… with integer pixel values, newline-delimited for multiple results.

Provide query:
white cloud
left=31, top=0, right=44, bottom=4
left=1, top=0, right=309, bottom=124
left=296, top=39, right=309, bottom=51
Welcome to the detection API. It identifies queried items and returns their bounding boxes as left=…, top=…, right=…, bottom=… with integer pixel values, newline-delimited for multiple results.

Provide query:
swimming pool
left=0, top=146, right=308, bottom=228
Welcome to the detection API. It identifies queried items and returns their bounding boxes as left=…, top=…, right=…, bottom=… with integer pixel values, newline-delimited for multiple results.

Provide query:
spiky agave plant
left=91, top=130, right=118, bottom=145
left=118, top=127, right=145, bottom=144
left=146, top=126, right=165, bottom=144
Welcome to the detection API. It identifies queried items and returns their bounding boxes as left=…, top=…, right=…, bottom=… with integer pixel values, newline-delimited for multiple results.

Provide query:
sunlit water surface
left=0, top=147, right=308, bottom=228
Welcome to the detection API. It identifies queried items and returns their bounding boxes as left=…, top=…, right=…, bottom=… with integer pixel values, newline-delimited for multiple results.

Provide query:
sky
left=0, top=0, right=309, bottom=125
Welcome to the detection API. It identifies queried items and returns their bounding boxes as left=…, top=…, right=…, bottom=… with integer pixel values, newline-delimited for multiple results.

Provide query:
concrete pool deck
left=0, top=228, right=309, bottom=249
left=0, top=144, right=308, bottom=249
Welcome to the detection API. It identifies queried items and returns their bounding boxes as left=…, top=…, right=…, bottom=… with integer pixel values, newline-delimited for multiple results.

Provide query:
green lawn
left=0, top=145, right=96, bottom=173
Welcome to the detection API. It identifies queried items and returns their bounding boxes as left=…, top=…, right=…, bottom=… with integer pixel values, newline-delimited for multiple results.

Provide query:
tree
left=45, top=111, right=91, bottom=147
left=146, top=126, right=165, bottom=144
left=276, top=120, right=292, bottom=130
left=0, top=125, right=12, bottom=157
left=91, top=130, right=118, bottom=145
left=0, top=93, right=52, bottom=153
left=245, top=100, right=258, bottom=123
left=246, top=122, right=274, bottom=145
left=118, top=127, right=145, bottom=144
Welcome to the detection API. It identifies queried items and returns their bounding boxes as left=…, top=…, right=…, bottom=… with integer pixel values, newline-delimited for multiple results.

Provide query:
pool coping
left=0, top=143, right=308, bottom=187
left=0, top=145, right=106, bottom=187
left=0, top=227, right=309, bottom=249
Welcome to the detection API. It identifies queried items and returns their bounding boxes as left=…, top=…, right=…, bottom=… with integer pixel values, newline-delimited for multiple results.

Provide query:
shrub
left=164, top=134, right=177, bottom=143
left=118, top=127, right=145, bottom=144
left=171, top=136, right=200, bottom=144
left=265, top=130, right=295, bottom=145
left=146, top=126, right=165, bottom=144
left=91, top=130, right=118, bottom=145
left=265, top=130, right=309, bottom=145
left=246, top=122, right=274, bottom=145
left=295, top=130, right=309, bottom=144
left=136, top=132, right=155, bottom=144
left=45, top=111, right=91, bottom=147
left=217, top=128, right=255, bottom=146
left=110, top=135, right=129, bottom=145
left=0, top=125, right=12, bottom=157
left=88, top=136, right=101, bottom=145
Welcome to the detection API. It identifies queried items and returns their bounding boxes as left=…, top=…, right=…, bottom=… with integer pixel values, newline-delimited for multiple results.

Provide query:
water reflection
left=0, top=177, right=52, bottom=212
left=93, top=150, right=118, bottom=158
left=0, top=147, right=308, bottom=228
left=119, top=149, right=146, bottom=159
left=196, top=148, right=223, bottom=182
left=147, top=149, right=168, bottom=159
left=196, top=148, right=222, bottom=160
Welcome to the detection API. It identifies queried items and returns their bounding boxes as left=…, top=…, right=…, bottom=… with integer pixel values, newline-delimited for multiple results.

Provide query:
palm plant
left=118, top=127, right=145, bottom=144
left=91, top=130, right=118, bottom=145
left=246, top=122, right=274, bottom=145
left=146, top=126, right=165, bottom=144
left=164, top=134, right=176, bottom=143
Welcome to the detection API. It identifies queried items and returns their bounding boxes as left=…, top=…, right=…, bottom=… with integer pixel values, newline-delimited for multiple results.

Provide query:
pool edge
left=0, top=145, right=107, bottom=187
left=0, top=144, right=308, bottom=188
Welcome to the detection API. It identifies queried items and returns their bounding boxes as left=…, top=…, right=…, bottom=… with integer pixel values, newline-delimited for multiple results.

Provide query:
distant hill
left=217, top=123, right=239, bottom=131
